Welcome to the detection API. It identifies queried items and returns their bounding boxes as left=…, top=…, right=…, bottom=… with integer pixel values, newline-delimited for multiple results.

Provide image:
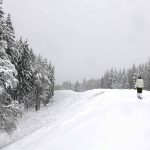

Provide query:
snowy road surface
left=1, top=89, right=150, bottom=150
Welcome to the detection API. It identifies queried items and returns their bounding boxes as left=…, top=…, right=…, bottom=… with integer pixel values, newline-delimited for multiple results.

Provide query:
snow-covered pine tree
left=39, top=58, right=51, bottom=106
left=40, top=62, right=55, bottom=105
left=29, top=48, right=35, bottom=67
left=144, top=59, right=150, bottom=90
left=103, top=71, right=111, bottom=88
left=5, top=13, right=18, bottom=67
left=133, top=73, right=137, bottom=89
left=33, top=55, right=54, bottom=110
left=120, top=69, right=129, bottom=89
left=48, top=63, right=54, bottom=97
left=16, top=39, right=34, bottom=102
left=28, top=48, right=35, bottom=90
left=100, top=77, right=104, bottom=88
left=127, top=69, right=133, bottom=89
left=0, top=0, right=18, bottom=134
left=111, top=75, right=118, bottom=89
left=109, top=68, right=114, bottom=89
left=0, top=0, right=17, bottom=90
left=96, top=79, right=101, bottom=89
left=138, top=64, right=144, bottom=77
left=127, top=64, right=137, bottom=89
left=0, top=0, right=5, bottom=41
left=111, top=68, right=120, bottom=89
left=0, top=39, right=18, bottom=134
left=0, top=40, right=17, bottom=89
left=74, top=81, right=80, bottom=92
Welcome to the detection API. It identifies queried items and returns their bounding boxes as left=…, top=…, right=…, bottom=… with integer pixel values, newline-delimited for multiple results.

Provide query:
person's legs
left=137, top=88, right=142, bottom=99
left=140, top=88, right=143, bottom=99
left=137, top=88, right=138, bottom=98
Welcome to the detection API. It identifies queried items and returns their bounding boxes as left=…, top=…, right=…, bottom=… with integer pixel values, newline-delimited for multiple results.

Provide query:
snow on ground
left=1, top=89, right=150, bottom=150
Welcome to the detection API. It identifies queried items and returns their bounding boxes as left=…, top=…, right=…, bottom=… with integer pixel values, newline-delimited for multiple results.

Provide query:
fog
left=4, top=0, right=150, bottom=84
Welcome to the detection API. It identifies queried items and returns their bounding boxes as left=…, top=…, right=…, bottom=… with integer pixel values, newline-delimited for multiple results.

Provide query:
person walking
left=135, top=76, right=144, bottom=99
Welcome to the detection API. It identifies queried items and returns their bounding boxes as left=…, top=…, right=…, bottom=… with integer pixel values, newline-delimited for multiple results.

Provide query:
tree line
left=56, top=59, right=150, bottom=92
left=0, top=0, right=55, bottom=133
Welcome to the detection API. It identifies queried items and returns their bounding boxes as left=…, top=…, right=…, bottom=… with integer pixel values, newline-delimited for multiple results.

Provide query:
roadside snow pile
left=1, top=89, right=150, bottom=150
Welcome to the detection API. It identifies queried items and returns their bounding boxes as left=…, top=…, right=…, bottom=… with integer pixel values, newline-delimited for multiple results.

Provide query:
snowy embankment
left=1, top=89, right=150, bottom=150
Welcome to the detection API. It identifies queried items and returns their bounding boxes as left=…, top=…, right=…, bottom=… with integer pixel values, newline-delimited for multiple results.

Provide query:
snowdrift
left=1, top=89, right=150, bottom=150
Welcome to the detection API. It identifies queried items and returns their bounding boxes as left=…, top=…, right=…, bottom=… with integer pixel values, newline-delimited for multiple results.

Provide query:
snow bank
left=1, top=89, right=150, bottom=150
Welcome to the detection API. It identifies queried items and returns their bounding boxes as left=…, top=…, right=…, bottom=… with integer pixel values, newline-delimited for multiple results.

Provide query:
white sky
left=3, top=0, right=150, bottom=84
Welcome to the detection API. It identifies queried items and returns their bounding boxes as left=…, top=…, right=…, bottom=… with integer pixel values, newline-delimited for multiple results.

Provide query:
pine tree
left=111, top=69, right=119, bottom=89
left=0, top=40, right=18, bottom=134
left=100, top=77, right=104, bottom=88
left=103, top=71, right=111, bottom=88
left=33, top=55, right=55, bottom=110
left=16, top=39, right=34, bottom=102
left=120, top=70, right=129, bottom=89
left=127, top=64, right=137, bottom=89
left=109, top=68, right=114, bottom=89
left=0, top=0, right=5, bottom=41
left=0, top=0, right=17, bottom=89
left=74, top=81, right=80, bottom=92
left=5, top=14, right=18, bottom=67
left=0, top=0, right=18, bottom=134
left=145, top=59, right=150, bottom=90
left=133, top=73, right=137, bottom=88
left=50, top=65, right=55, bottom=97
left=80, top=78, right=87, bottom=91
left=0, top=40, right=17, bottom=92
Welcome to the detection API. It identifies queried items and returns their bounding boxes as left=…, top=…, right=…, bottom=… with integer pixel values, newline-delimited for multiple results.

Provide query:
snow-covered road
left=1, top=89, right=150, bottom=150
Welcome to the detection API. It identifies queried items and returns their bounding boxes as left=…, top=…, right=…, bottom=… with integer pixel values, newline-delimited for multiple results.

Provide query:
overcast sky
left=3, top=0, right=150, bottom=84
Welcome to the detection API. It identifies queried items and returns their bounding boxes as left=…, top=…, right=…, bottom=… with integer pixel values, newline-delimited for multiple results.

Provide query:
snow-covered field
left=1, top=89, right=150, bottom=150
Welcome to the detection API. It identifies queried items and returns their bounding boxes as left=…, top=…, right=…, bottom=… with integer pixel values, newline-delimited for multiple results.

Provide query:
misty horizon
left=4, top=0, right=150, bottom=84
